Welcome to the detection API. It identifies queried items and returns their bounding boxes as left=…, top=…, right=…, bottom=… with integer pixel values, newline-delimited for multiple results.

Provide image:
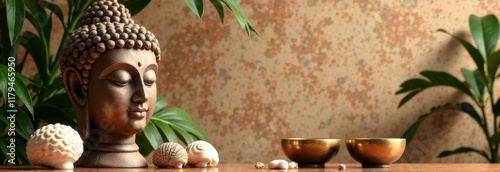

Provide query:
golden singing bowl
left=281, top=138, right=341, bottom=168
left=345, top=138, right=406, bottom=168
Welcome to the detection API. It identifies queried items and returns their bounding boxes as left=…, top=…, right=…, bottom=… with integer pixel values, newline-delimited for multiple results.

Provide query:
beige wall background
left=45, top=0, right=500, bottom=163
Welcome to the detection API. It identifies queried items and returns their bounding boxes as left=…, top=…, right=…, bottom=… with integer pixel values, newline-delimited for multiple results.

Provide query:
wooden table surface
left=3, top=163, right=500, bottom=171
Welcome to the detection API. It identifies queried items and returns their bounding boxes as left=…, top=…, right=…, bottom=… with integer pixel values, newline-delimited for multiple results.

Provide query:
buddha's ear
left=62, top=67, right=89, bottom=140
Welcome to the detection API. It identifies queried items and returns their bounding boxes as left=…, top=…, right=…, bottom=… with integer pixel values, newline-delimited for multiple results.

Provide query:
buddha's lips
left=128, top=108, right=147, bottom=119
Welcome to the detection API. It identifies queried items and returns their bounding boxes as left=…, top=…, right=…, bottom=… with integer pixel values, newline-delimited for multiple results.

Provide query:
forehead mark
left=138, top=62, right=142, bottom=67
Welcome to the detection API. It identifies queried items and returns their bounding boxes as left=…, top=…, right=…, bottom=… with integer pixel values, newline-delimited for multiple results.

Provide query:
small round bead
left=96, top=43, right=106, bottom=53
left=102, top=16, right=111, bottom=22
left=85, top=18, right=92, bottom=25
left=90, top=30, right=98, bottom=37
left=106, top=40, right=116, bottom=49
left=69, top=43, right=76, bottom=51
left=93, top=36, right=102, bottom=44
left=82, top=50, right=90, bottom=58
left=79, top=55, right=86, bottom=64
left=92, top=17, right=100, bottom=23
left=134, top=40, right=143, bottom=49
left=120, top=33, right=128, bottom=39
left=78, top=42, right=86, bottom=51
left=121, top=18, right=129, bottom=24
left=74, top=38, right=81, bottom=46
left=138, top=33, right=145, bottom=40
left=87, top=57, right=95, bottom=64
left=105, top=10, right=113, bottom=17
left=98, top=29, right=106, bottom=36
left=90, top=47, right=100, bottom=59
left=112, top=16, right=120, bottom=22
left=144, top=41, right=151, bottom=50
left=76, top=63, right=83, bottom=70
left=82, top=70, right=90, bottom=77
left=96, top=10, right=104, bottom=17
left=84, top=64, right=92, bottom=71
left=92, top=5, right=99, bottom=11
left=82, top=34, right=89, bottom=41
left=83, top=78, right=89, bottom=84
left=112, top=33, right=120, bottom=40
left=125, top=39, right=134, bottom=48
left=113, top=10, right=121, bottom=17
left=116, top=39, right=125, bottom=48
left=84, top=39, right=91, bottom=47
left=73, top=49, right=80, bottom=58
left=152, top=43, right=158, bottom=51
left=107, top=28, right=115, bottom=34
left=103, top=34, right=111, bottom=41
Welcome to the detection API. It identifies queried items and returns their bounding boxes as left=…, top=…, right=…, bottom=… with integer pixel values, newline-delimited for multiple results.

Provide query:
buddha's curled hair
left=60, top=0, right=160, bottom=90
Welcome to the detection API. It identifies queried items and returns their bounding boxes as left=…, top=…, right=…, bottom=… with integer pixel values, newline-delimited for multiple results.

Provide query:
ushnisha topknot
left=60, top=0, right=160, bottom=91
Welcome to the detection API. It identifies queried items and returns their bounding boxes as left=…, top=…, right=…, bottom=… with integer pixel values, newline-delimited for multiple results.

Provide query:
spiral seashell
left=153, top=142, right=188, bottom=168
left=186, top=141, right=219, bottom=167
left=26, top=123, right=83, bottom=169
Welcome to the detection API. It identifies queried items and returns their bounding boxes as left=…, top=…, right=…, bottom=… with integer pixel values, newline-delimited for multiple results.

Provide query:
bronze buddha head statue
left=60, top=0, right=160, bottom=167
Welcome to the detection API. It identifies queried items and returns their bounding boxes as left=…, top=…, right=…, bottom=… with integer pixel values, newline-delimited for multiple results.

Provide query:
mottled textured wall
left=138, top=0, right=500, bottom=163
left=47, top=0, right=500, bottom=163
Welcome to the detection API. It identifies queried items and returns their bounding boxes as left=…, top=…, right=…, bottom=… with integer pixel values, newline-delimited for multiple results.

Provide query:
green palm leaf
left=5, top=0, right=24, bottom=45
left=402, top=103, right=482, bottom=144
left=469, top=14, right=499, bottom=60
left=438, top=29, right=485, bottom=79
left=461, top=68, right=484, bottom=105
left=185, top=0, right=204, bottom=19
left=438, top=147, right=490, bottom=162
left=396, top=71, right=473, bottom=108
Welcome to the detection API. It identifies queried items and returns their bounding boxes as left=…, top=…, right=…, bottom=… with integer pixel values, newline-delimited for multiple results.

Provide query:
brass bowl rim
left=282, top=138, right=341, bottom=141
left=345, top=138, right=406, bottom=144
left=345, top=138, right=405, bottom=141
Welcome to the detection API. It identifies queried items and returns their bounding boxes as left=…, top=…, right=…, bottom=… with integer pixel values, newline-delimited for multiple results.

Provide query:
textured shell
left=186, top=141, right=219, bottom=167
left=153, top=142, right=188, bottom=168
left=26, top=123, right=83, bottom=169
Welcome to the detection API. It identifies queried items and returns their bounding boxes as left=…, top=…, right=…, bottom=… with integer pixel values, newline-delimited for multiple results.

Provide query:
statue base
left=75, top=143, right=148, bottom=168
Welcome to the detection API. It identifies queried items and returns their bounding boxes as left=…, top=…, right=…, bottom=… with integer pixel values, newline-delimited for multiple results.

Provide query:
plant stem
left=488, top=77, right=499, bottom=162
left=48, top=0, right=91, bottom=88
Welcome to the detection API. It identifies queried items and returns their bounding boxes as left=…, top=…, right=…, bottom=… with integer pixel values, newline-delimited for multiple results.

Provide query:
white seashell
left=186, top=141, right=219, bottom=167
left=153, top=142, right=188, bottom=168
left=268, top=159, right=289, bottom=169
left=289, top=161, right=298, bottom=169
left=26, top=123, right=83, bottom=169
left=255, top=162, right=265, bottom=169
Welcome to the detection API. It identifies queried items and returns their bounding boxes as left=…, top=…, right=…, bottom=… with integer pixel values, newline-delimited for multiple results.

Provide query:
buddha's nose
left=132, top=82, right=148, bottom=103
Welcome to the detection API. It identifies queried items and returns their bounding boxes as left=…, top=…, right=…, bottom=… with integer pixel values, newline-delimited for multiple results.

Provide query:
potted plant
left=0, top=0, right=258, bottom=165
left=396, top=14, right=500, bottom=162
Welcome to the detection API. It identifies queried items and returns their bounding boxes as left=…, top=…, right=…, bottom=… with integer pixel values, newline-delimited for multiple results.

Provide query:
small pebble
left=338, top=164, right=346, bottom=170
left=255, top=162, right=265, bottom=169
left=268, top=159, right=288, bottom=169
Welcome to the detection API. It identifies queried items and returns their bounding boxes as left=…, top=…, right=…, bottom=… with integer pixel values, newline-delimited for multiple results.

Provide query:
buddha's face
left=87, top=49, right=157, bottom=138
